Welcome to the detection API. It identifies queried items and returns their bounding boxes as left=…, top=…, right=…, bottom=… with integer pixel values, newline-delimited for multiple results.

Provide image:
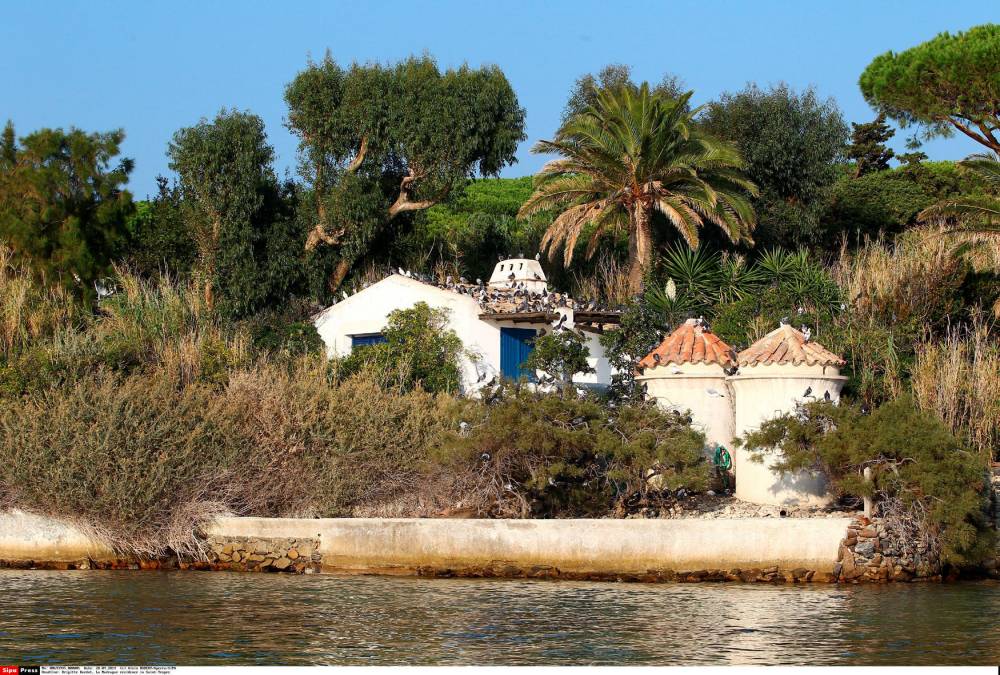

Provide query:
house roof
left=737, top=324, right=845, bottom=367
left=638, top=318, right=735, bottom=369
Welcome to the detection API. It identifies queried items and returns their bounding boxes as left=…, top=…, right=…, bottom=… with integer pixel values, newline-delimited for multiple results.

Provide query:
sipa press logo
left=2, top=668, right=40, bottom=675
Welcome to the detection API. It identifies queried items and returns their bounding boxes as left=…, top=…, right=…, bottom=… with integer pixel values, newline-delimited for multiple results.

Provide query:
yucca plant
left=518, top=83, right=758, bottom=293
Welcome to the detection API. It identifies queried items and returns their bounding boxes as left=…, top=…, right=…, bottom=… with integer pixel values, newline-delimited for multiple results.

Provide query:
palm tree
left=918, top=153, right=1000, bottom=234
left=518, top=83, right=758, bottom=294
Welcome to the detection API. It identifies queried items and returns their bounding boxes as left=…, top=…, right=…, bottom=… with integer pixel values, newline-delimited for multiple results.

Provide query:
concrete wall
left=730, top=364, right=847, bottom=507
left=313, top=274, right=613, bottom=393
left=0, top=510, right=114, bottom=563
left=204, top=516, right=850, bottom=576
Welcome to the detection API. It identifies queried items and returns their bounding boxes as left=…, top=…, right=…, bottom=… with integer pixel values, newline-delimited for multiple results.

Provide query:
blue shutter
left=500, top=327, right=537, bottom=381
left=351, top=333, right=387, bottom=349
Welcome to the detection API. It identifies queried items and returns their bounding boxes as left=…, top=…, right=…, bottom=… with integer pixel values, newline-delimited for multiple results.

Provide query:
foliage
left=399, top=177, right=543, bottom=283
left=741, top=397, right=995, bottom=566
left=525, top=328, right=594, bottom=391
left=125, top=178, right=197, bottom=279
left=0, top=366, right=461, bottom=555
left=911, top=317, right=1000, bottom=461
left=847, top=113, right=895, bottom=177
left=859, top=24, right=1000, bottom=153
left=168, top=109, right=303, bottom=319
left=918, top=153, right=1000, bottom=236
left=0, top=122, right=135, bottom=294
left=437, top=386, right=710, bottom=517
left=336, top=301, right=464, bottom=394
left=824, top=162, right=972, bottom=240
left=561, top=63, right=688, bottom=122
left=521, top=83, right=758, bottom=293
left=284, top=53, right=526, bottom=292
left=702, top=83, right=849, bottom=249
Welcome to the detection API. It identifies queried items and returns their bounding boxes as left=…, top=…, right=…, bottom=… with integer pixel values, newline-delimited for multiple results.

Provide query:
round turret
left=729, top=324, right=847, bottom=506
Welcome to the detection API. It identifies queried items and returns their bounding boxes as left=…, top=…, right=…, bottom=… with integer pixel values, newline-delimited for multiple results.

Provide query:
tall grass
left=912, top=317, right=1000, bottom=463
left=0, top=245, right=82, bottom=359
left=571, top=256, right=632, bottom=305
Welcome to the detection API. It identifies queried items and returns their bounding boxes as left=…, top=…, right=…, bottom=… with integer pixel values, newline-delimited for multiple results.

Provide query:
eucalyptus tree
left=168, top=110, right=290, bottom=316
left=860, top=24, right=1000, bottom=154
left=519, top=84, right=758, bottom=294
left=284, top=53, right=526, bottom=293
left=0, top=121, right=134, bottom=291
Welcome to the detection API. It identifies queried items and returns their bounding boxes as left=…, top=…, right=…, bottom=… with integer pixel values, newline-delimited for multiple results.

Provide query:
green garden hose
left=713, top=444, right=732, bottom=490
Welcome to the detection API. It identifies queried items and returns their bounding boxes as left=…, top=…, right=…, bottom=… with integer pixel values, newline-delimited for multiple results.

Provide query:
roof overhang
left=479, top=311, right=559, bottom=323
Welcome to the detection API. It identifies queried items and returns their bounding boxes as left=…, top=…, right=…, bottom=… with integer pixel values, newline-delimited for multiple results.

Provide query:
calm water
left=0, top=570, right=997, bottom=665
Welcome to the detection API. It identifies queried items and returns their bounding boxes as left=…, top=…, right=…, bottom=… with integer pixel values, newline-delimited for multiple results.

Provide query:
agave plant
left=918, top=153, right=1000, bottom=234
left=518, top=83, right=758, bottom=293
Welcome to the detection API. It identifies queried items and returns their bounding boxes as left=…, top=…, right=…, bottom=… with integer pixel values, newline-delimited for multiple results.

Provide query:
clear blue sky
left=2, top=1, right=996, bottom=199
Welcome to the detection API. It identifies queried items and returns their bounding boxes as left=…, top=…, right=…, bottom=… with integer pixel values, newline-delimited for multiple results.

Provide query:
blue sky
left=2, top=1, right=996, bottom=198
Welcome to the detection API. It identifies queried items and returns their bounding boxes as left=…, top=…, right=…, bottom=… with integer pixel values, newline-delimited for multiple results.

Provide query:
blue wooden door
left=500, top=327, right=536, bottom=381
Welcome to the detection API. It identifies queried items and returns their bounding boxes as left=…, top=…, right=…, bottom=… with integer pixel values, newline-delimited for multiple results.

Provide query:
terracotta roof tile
left=737, top=324, right=845, bottom=367
left=638, top=319, right=735, bottom=369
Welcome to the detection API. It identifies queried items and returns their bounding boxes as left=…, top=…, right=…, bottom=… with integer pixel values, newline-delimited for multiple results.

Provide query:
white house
left=312, top=258, right=620, bottom=394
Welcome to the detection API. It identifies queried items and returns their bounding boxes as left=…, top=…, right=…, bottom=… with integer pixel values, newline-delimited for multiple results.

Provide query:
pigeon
left=801, top=326, right=812, bottom=341
left=779, top=316, right=790, bottom=325
left=803, top=386, right=813, bottom=398
left=652, top=353, right=661, bottom=364
left=535, top=252, right=540, bottom=261
left=706, top=388, right=725, bottom=398
left=670, top=366, right=683, bottom=375
left=824, top=390, right=831, bottom=401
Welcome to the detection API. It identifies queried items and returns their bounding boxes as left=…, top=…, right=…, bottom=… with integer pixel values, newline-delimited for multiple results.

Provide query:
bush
left=741, top=396, right=995, bottom=566
left=437, top=385, right=710, bottom=517
left=336, top=301, right=464, bottom=394
left=0, top=365, right=465, bottom=555
left=525, top=328, right=594, bottom=391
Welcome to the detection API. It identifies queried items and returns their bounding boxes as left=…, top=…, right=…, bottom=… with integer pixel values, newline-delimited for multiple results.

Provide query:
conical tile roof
left=737, top=324, right=845, bottom=367
left=638, top=318, right=735, bottom=369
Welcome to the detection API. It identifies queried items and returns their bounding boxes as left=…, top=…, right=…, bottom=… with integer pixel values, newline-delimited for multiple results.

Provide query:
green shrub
left=336, top=301, right=464, bottom=394
left=437, top=385, right=710, bottom=517
left=525, top=328, right=594, bottom=392
left=741, top=396, right=994, bottom=566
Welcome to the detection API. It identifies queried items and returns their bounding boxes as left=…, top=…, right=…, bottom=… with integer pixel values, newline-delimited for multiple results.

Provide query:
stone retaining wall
left=834, top=516, right=941, bottom=583
left=188, top=535, right=322, bottom=573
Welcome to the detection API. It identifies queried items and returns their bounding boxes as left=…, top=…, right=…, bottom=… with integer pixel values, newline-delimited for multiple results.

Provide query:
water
left=0, top=570, right=997, bottom=665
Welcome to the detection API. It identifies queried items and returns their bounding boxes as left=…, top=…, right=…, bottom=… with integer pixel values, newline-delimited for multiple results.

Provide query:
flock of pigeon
left=332, top=262, right=622, bottom=318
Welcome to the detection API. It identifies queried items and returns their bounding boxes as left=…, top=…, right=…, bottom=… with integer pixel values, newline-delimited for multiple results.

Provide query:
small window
left=519, top=263, right=524, bottom=270
left=351, top=333, right=387, bottom=349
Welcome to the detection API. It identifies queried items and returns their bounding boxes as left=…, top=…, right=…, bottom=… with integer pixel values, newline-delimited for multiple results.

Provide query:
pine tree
left=847, top=113, right=895, bottom=177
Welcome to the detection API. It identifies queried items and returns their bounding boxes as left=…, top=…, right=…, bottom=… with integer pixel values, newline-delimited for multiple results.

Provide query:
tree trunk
left=327, top=258, right=352, bottom=294
left=203, top=277, right=214, bottom=311
left=627, top=204, right=653, bottom=295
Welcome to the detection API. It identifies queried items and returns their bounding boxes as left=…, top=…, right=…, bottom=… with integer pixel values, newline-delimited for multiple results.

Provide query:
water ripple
left=0, top=570, right=997, bottom=665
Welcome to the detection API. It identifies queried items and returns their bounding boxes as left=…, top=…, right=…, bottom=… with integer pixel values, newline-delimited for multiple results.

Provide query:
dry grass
left=830, top=229, right=966, bottom=329
left=0, top=245, right=82, bottom=359
left=912, top=316, right=1000, bottom=463
left=571, top=256, right=632, bottom=305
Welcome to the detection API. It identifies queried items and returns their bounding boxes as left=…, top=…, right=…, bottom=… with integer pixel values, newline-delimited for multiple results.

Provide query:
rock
left=273, top=557, right=292, bottom=570
left=843, top=536, right=858, bottom=547
left=286, top=548, right=299, bottom=560
left=222, top=544, right=234, bottom=555
left=247, top=554, right=264, bottom=563
left=260, top=558, right=274, bottom=568
left=304, top=566, right=315, bottom=574
left=858, top=527, right=877, bottom=538
left=218, top=553, right=232, bottom=562
left=832, top=562, right=843, bottom=578
left=855, top=540, right=876, bottom=557
left=231, top=551, right=242, bottom=563
left=870, top=553, right=883, bottom=567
